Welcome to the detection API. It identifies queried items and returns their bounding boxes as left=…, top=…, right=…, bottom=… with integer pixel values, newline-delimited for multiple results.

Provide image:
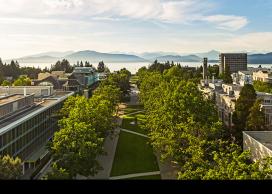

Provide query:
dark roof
left=63, top=79, right=82, bottom=87
left=33, top=76, right=62, bottom=89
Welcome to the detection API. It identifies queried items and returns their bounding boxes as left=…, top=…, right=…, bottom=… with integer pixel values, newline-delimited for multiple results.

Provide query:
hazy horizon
left=0, top=0, right=272, bottom=59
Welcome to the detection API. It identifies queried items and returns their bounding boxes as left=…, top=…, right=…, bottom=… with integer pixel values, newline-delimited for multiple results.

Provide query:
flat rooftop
left=0, top=91, right=74, bottom=135
left=244, top=131, right=272, bottom=150
left=0, top=95, right=31, bottom=106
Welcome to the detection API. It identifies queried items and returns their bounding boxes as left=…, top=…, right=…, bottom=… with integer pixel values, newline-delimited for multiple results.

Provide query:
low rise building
left=0, top=90, right=74, bottom=178
left=199, top=79, right=223, bottom=100
left=33, top=67, right=99, bottom=94
left=215, top=84, right=272, bottom=129
left=0, top=86, right=54, bottom=97
left=232, top=71, right=253, bottom=86
left=0, top=94, right=34, bottom=119
left=258, top=92, right=272, bottom=128
left=253, top=70, right=272, bottom=83
left=33, top=73, right=82, bottom=93
left=72, top=67, right=98, bottom=87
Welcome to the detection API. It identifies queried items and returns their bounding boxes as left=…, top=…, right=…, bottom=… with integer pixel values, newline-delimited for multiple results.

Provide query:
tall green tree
left=103, top=69, right=131, bottom=100
left=51, top=82, right=119, bottom=178
left=221, top=65, right=233, bottom=84
left=50, top=59, right=73, bottom=73
left=51, top=120, right=104, bottom=178
left=97, top=61, right=105, bottom=73
left=60, top=95, right=79, bottom=118
left=253, top=80, right=272, bottom=93
left=246, top=99, right=267, bottom=131
left=13, top=75, right=31, bottom=86
left=0, top=155, right=23, bottom=179
left=233, top=84, right=257, bottom=140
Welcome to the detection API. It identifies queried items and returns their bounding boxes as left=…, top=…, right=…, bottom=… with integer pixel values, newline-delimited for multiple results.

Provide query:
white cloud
left=202, top=15, right=249, bottom=31
left=0, top=0, right=248, bottom=30
left=223, top=32, right=272, bottom=51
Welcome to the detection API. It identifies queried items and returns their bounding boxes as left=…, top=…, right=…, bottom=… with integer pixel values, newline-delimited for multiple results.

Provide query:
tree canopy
left=220, top=65, right=233, bottom=84
left=253, top=80, right=272, bottom=93
left=50, top=59, right=73, bottom=73
left=49, top=77, right=121, bottom=178
left=137, top=64, right=272, bottom=180
left=0, top=155, right=23, bottom=180
left=102, top=68, right=131, bottom=100
left=246, top=98, right=267, bottom=131
left=13, top=76, right=32, bottom=86
left=233, top=84, right=257, bottom=141
left=97, top=61, right=105, bottom=73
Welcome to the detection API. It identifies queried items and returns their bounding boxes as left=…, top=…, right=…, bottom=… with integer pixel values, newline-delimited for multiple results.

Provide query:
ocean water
left=19, top=62, right=272, bottom=75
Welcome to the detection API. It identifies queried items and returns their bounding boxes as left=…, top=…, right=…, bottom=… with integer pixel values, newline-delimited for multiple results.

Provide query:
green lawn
left=110, top=131, right=159, bottom=177
left=130, top=76, right=139, bottom=84
left=121, top=113, right=147, bottom=135
left=126, top=104, right=144, bottom=110
left=123, top=108, right=143, bottom=115
left=125, top=175, right=161, bottom=180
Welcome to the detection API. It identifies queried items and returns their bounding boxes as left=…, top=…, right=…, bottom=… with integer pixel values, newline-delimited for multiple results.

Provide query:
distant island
left=3, top=50, right=272, bottom=64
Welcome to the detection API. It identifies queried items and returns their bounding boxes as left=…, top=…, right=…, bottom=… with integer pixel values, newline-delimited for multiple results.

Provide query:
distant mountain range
left=4, top=50, right=272, bottom=64
left=154, top=55, right=202, bottom=62
left=65, top=50, right=147, bottom=63
left=248, top=53, right=272, bottom=64
left=23, top=51, right=74, bottom=58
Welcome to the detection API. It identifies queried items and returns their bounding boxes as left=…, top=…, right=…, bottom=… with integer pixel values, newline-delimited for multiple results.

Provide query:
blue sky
left=0, top=0, right=272, bottom=59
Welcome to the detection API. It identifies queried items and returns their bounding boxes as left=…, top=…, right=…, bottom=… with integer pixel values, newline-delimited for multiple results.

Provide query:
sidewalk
left=120, top=128, right=149, bottom=138
left=78, top=113, right=123, bottom=180
left=87, top=127, right=121, bottom=179
left=110, top=171, right=160, bottom=180
left=155, top=152, right=179, bottom=180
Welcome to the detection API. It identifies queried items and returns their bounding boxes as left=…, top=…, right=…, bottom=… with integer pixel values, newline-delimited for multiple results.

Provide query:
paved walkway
left=123, top=110, right=145, bottom=117
left=109, top=171, right=161, bottom=180
left=77, top=117, right=123, bottom=180
left=155, top=152, right=179, bottom=180
left=120, top=128, right=149, bottom=138
left=87, top=128, right=121, bottom=179
left=126, top=84, right=139, bottom=106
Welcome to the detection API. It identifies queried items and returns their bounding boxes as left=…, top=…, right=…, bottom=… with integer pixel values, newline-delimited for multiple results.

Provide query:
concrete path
left=87, top=128, right=121, bottom=179
left=127, top=85, right=139, bottom=106
left=109, top=171, right=161, bottom=180
left=155, top=152, right=179, bottom=180
left=84, top=86, right=140, bottom=179
left=123, top=110, right=145, bottom=117
left=76, top=117, right=123, bottom=180
left=120, top=128, right=149, bottom=138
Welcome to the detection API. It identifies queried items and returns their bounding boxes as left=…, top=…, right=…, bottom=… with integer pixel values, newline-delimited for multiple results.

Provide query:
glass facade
left=0, top=101, right=63, bottom=160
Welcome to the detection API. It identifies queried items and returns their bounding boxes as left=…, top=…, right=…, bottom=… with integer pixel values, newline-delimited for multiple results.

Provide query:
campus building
left=33, top=68, right=100, bottom=94
left=72, top=67, right=99, bottom=87
left=219, top=53, right=247, bottom=74
left=0, top=90, right=74, bottom=178
left=253, top=70, right=272, bottom=83
left=232, top=71, right=253, bottom=86
left=215, top=83, right=272, bottom=129
left=33, top=71, right=83, bottom=93
left=0, top=86, right=54, bottom=97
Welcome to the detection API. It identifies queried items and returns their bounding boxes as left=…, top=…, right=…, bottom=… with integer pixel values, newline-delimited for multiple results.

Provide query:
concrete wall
left=0, top=94, right=34, bottom=119
left=243, top=131, right=272, bottom=162
left=0, top=86, right=54, bottom=97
